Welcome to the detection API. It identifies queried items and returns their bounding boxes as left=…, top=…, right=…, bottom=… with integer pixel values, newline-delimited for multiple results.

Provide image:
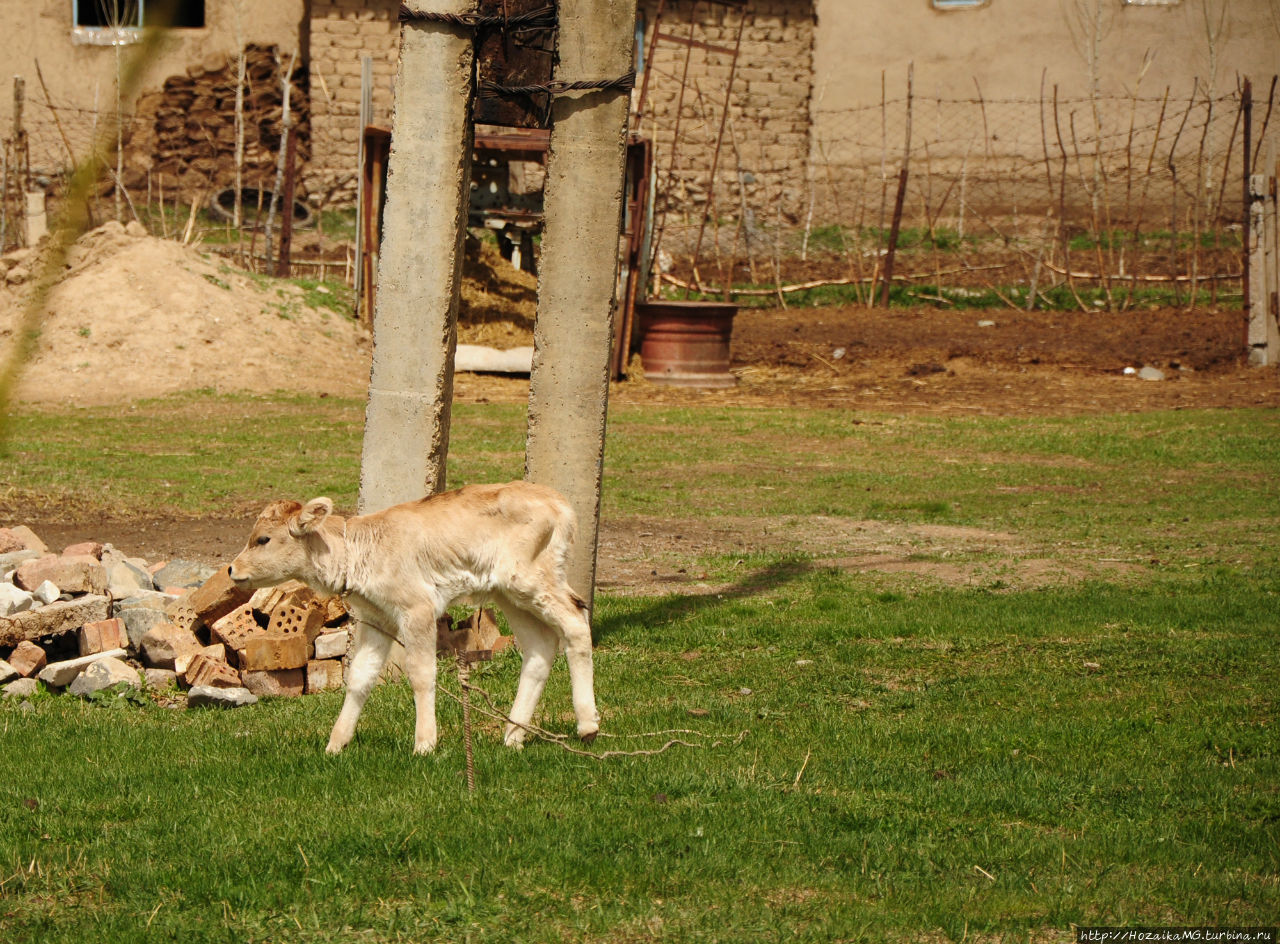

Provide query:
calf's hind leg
left=400, top=605, right=442, bottom=754
left=505, top=582, right=600, bottom=744
left=498, top=603, right=559, bottom=748
left=540, top=590, right=600, bottom=743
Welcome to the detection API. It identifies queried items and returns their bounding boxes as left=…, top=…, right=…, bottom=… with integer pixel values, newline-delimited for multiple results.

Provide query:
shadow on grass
left=593, top=556, right=816, bottom=640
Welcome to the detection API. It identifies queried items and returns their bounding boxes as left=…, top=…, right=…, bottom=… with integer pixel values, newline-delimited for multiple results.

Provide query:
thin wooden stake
left=182, top=189, right=204, bottom=245
left=158, top=172, right=168, bottom=238
left=1, top=142, right=8, bottom=252
left=276, top=121, right=298, bottom=277
left=34, top=60, right=77, bottom=172
left=879, top=63, right=913, bottom=308
left=264, top=49, right=298, bottom=267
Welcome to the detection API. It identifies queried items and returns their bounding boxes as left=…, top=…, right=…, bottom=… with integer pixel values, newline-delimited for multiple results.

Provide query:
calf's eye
left=256, top=535, right=270, bottom=546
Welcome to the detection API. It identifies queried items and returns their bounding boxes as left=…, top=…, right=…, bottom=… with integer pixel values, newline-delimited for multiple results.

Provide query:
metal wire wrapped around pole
left=397, top=3, right=556, bottom=31
left=478, top=73, right=637, bottom=99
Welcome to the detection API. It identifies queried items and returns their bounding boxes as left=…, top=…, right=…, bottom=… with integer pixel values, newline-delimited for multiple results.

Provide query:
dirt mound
left=0, top=222, right=371, bottom=405
left=0, top=225, right=549, bottom=406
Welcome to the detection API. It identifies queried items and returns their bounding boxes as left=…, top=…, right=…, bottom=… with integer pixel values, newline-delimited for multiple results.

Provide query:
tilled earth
left=667, top=303, right=1278, bottom=414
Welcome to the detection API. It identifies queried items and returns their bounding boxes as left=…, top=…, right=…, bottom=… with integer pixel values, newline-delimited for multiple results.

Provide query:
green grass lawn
left=0, top=394, right=1277, bottom=941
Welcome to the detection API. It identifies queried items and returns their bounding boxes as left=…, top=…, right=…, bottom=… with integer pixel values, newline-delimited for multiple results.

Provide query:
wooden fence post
left=1247, top=152, right=1279, bottom=366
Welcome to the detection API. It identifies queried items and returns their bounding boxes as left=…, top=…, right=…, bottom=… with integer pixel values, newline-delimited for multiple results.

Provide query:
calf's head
left=228, top=497, right=334, bottom=589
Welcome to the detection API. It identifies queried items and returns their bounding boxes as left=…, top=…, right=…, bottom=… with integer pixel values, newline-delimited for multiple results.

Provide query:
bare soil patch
left=24, top=509, right=1143, bottom=600
left=455, top=302, right=1280, bottom=415
left=3, top=230, right=1275, bottom=592
left=608, top=303, right=1278, bottom=415
left=595, top=514, right=1144, bottom=596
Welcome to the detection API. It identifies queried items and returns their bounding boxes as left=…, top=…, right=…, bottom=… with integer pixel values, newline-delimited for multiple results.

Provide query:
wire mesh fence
left=0, top=57, right=351, bottom=280
left=649, top=74, right=1279, bottom=310
left=2, top=57, right=1278, bottom=315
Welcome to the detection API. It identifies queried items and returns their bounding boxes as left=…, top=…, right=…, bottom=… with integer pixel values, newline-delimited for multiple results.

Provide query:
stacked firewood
left=131, top=44, right=309, bottom=191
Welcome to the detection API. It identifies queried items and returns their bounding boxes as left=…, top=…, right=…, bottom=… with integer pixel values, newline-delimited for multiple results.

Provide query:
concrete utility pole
left=524, top=0, right=638, bottom=611
left=358, top=2, right=476, bottom=514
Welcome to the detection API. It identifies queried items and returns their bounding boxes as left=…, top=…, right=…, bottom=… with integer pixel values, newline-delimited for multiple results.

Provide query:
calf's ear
left=290, top=497, right=334, bottom=537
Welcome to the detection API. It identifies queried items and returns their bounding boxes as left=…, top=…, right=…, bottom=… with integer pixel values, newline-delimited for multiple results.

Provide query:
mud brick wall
left=302, top=0, right=817, bottom=209
left=637, top=0, right=816, bottom=224
left=305, top=0, right=400, bottom=202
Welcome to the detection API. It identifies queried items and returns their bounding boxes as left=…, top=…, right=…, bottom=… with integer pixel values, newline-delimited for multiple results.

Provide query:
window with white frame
left=73, top=0, right=205, bottom=36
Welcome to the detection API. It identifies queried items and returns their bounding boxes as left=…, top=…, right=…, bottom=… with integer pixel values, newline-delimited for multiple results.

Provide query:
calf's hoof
left=579, top=729, right=598, bottom=746
left=325, top=731, right=352, bottom=754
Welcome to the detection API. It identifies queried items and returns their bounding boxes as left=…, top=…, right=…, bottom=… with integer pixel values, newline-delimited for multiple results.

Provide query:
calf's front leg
left=400, top=606, right=442, bottom=754
left=327, top=620, right=394, bottom=754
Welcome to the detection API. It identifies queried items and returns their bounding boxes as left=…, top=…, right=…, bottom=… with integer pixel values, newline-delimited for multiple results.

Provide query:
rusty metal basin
left=636, top=300, right=738, bottom=388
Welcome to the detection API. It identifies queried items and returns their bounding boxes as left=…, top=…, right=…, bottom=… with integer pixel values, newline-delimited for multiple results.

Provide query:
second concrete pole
left=524, top=0, right=638, bottom=611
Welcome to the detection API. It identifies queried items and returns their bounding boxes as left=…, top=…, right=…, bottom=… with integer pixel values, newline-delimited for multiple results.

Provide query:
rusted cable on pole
left=478, top=72, right=636, bottom=98
left=398, top=5, right=634, bottom=98
left=398, top=4, right=555, bottom=31
left=1242, top=77, right=1252, bottom=319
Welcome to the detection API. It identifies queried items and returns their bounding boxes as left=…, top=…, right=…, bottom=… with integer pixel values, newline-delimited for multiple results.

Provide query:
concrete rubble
left=0, top=524, right=513, bottom=710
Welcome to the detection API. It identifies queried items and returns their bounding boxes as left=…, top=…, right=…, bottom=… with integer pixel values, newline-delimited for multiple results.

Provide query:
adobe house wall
left=808, top=0, right=1280, bottom=219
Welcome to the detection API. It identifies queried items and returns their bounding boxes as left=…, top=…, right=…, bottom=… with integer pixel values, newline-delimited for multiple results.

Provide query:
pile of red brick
left=0, top=526, right=350, bottom=706
left=148, top=569, right=352, bottom=698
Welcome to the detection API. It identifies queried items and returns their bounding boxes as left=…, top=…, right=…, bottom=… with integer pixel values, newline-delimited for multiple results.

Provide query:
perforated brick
left=240, top=634, right=308, bottom=672
left=182, top=652, right=241, bottom=689
left=268, top=602, right=325, bottom=642
left=209, top=604, right=261, bottom=653
left=164, top=599, right=200, bottom=634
